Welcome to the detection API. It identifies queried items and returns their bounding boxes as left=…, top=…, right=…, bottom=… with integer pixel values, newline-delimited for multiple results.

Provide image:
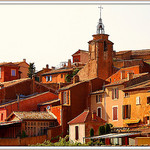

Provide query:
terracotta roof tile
left=0, top=78, right=31, bottom=87
left=116, top=50, right=131, bottom=55
left=68, top=109, right=106, bottom=124
left=0, top=62, right=18, bottom=67
left=12, top=111, right=56, bottom=120
left=42, top=68, right=73, bottom=76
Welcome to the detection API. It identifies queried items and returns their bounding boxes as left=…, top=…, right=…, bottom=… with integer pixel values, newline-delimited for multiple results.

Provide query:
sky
left=0, top=4, right=150, bottom=71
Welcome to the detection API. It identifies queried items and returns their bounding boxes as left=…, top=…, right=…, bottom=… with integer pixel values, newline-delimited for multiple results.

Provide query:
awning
left=124, top=119, right=140, bottom=124
left=84, top=132, right=141, bottom=140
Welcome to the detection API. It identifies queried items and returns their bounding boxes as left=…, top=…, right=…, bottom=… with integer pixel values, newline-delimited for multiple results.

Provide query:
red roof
left=68, top=109, right=106, bottom=125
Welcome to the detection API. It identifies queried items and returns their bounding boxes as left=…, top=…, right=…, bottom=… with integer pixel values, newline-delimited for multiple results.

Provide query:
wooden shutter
left=113, top=107, right=117, bottom=120
left=116, top=88, right=119, bottom=99
left=112, top=89, right=114, bottom=99
left=75, top=126, right=79, bottom=140
left=122, top=105, right=125, bottom=119
left=128, top=105, right=131, bottom=119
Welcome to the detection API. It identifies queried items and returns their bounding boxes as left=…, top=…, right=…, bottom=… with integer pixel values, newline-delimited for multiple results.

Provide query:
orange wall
left=0, top=92, right=58, bottom=122
left=42, top=72, right=69, bottom=83
left=18, top=62, right=29, bottom=78
left=105, top=85, right=124, bottom=127
left=123, top=89, right=150, bottom=126
left=107, top=66, right=140, bottom=83
left=0, top=66, right=19, bottom=82
left=135, top=137, right=150, bottom=146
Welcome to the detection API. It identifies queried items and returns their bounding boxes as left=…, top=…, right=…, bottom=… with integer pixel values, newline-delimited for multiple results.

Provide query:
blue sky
left=0, top=4, right=150, bottom=71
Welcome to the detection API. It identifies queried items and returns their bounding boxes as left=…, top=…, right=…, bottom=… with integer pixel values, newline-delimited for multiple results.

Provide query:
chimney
left=23, top=59, right=26, bottom=62
left=121, top=70, right=125, bottom=79
left=73, top=75, right=79, bottom=84
left=51, top=66, right=55, bottom=70
left=68, top=59, right=71, bottom=68
left=127, top=72, right=134, bottom=80
left=46, top=64, right=49, bottom=69
left=92, top=110, right=96, bottom=120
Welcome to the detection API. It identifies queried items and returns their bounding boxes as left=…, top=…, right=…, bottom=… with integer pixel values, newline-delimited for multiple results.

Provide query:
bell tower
left=77, top=6, right=113, bottom=81
left=88, top=6, right=113, bottom=80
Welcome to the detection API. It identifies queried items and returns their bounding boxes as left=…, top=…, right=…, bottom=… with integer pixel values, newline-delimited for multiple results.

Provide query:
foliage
left=105, top=123, right=111, bottom=134
left=87, top=139, right=104, bottom=146
left=28, top=63, right=35, bottom=79
left=33, top=135, right=88, bottom=146
left=99, top=125, right=105, bottom=135
left=90, top=128, right=94, bottom=137
left=65, top=68, right=79, bottom=83
left=21, top=130, right=28, bottom=138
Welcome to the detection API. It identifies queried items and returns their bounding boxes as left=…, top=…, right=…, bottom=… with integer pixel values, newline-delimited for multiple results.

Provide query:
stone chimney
left=92, top=110, right=96, bottom=120
left=68, top=59, right=71, bottom=68
left=73, top=75, right=79, bottom=84
left=46, top=64, right=49, bottom=69
left=121, top=70, right=126, bottom=79
left=23, top=59, right=26, bottom=62
left=127, top=72, right=134, bottom=80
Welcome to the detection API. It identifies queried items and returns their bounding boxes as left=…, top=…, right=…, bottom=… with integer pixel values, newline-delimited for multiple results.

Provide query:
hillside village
left=0, top=10, right=150, bottom=146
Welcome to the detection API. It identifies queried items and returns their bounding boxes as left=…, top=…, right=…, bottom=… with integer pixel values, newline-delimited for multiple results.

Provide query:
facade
left=42, top=68, right=73, bottom=84
left=68, top=109, right=106, bottom=143
left=0, top=62, right=19, bottom=82
left=72, top=49, right=89, bottom=64
left=14, top=59, right=29, bottom=79
left=0, top=111, right=58, bottom=138
left=0, top=91, right=58, bottom=122
left=35, top=64, right=51, bottom=82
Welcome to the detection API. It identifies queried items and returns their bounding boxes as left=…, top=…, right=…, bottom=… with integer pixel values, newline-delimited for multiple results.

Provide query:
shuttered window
left=75, top=126, right=79, bottom=140
left=113, top=107, right=118, bottom=120
left=112, top=88, right=119, bottom=99
left=136, top=96, right=140, bottom=105
left=96, top=95, right=102, bottom=103
left=122, top=105, right=131, bottom=119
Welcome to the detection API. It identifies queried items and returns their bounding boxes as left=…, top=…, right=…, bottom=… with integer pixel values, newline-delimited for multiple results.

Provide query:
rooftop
left=6, top=111, right=56, bottom=121
left=42, top=68, right=73, bottom=76
left=68, top=109, right=106, bottom=125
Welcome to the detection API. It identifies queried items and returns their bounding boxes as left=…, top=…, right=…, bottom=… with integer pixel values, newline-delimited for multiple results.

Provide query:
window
left=136, top=96, right=140, bottom=105
left=96, top=95, right=102, bottom=103
left=11, top=69, right=16, bottom=76
left=97, top=107, right=102, bottom=118
left=0, top=67, right=1, bottom=78
left=1, top=113, right=3, bottom=121
left=112, top=106, right=118, bottom=121
left=104, top=41, right=107, bottom=51
left=143, top=116, right=150, bottom=124
left=63, top=91, right=67, bottom=104
left=62, top=91, right=69, bottom=105
left=112, top=88, right=119, bottom=99
left=147, top=97, right=150, bottom=104
left=124, top=92, right=129, bottom=98
left=75, top=126, right=79, bottom=140
left=61, top=74, right=63, bottom=78
left=46, top=75, right=52, bottom=82
left=122, top=105, right=131, bottom=119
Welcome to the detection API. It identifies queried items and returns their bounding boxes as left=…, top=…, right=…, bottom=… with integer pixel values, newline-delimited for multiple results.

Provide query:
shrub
left=90, top=128, right=94, bottom=137
left=99, top=125, right=105, bottom=135
left=105, top=123, right=111, bottom=134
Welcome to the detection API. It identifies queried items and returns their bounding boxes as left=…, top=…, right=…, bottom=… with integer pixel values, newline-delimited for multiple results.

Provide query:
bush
left=90, top=128, right=94, bottom=137
left=105, top=123, right=111, bottom=134
left=99, top=125, right=105, bottom=135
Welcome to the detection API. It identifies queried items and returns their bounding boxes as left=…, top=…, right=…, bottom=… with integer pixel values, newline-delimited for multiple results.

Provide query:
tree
left=90, top=128, right=94, bottom=137
left=105, top=123, right=111, bottom=134
left=99, top=125, right=105, bottom=135
left=28, top=63, right=35, bottom=79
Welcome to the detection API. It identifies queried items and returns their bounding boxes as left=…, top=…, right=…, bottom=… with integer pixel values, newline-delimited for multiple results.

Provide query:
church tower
left=78, top=6, right=113, bottom=80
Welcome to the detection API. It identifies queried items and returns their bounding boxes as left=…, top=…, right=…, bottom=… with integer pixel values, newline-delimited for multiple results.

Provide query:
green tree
left=90, top=128, right=94, bottom=137
left=28, top=63, right=35, bottom=79
left=105, top=123, right=111, bottom=134
left=99, top=125, right=105, bottom=135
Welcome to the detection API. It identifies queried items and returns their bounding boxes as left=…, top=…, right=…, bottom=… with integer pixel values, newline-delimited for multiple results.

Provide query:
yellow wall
left=123, top=89, right=150, bottom=126
left=135, top=137, right=150, bottom=146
